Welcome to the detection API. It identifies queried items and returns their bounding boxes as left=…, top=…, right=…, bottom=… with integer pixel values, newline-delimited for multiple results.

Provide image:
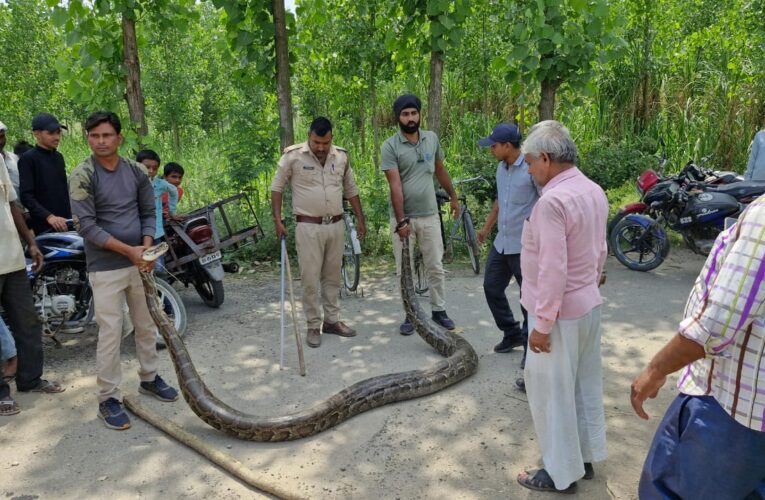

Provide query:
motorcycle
left=609, top=180, right=746, bottom=271
left=17, top=225, right=187, bottom=347
left=607, top=140, right=743, bottom=242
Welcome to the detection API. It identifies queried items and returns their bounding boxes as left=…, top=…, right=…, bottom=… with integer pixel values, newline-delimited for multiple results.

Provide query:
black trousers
left=483, top=246, right=528, bottom=341
left=0, top=269, right=44, bottom=399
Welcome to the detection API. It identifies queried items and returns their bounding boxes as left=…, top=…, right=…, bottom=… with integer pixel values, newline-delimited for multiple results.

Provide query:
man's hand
left=126, top=245, right=154, bottom=273
left=170, top=214, right=185, bottom=222
left=28, top=244, right=43, bottom=273
left=356, top=219, right=366, bottom=240
left=275, top=220, right=288, bottom=239
left=46, top=215, right=68, bottom=232
left=528, top=329, right=551, bottom=354
left=450, top=197, right=460, bottom=219
left=630, top=367, right=667, bottom=420
left=477, top=227, right=489, bottom=245
left=396, top=223, right=411, bottom=241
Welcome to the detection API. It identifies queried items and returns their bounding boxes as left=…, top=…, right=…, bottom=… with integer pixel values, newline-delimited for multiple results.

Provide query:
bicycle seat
left=436, top=191, right=450, bottom=204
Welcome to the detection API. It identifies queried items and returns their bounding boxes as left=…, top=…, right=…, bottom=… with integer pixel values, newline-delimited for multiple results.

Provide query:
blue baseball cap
left=478, top=123, right=521, bottom=147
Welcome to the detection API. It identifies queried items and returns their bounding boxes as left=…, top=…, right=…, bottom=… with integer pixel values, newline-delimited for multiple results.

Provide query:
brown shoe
left=306, top=328, right=321, bottom=348
left=322, top=321, right=356, bottom=337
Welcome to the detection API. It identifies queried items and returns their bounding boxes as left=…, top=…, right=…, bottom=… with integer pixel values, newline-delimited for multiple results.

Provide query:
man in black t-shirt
left=19, top=113, right=71, bottom=234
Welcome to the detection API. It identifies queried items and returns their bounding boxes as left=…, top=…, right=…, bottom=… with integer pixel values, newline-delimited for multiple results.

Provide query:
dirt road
left=1, top=249, right=706, bottom=499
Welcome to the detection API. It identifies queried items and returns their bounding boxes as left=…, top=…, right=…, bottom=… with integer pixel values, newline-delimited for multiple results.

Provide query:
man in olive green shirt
left=381, top=93, right=460, bottom=334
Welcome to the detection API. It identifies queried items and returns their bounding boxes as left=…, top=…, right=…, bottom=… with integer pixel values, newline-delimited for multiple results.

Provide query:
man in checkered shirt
left=631, top=195, right=765, bottom=499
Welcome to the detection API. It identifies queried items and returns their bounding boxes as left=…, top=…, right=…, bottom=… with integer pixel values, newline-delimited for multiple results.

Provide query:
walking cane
left=280, top=237, right=286, bottom=370
left=281, top=237, right=307, bottom=376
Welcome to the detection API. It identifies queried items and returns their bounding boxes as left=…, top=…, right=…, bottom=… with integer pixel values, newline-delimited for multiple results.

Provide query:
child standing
left=136, top=150, right=178, bottom=240
left=161, top=162, right=185, bottom=217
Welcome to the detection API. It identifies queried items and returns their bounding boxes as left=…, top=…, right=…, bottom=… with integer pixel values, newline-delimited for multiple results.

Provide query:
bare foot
left=3, top=356, right=17, bottom=380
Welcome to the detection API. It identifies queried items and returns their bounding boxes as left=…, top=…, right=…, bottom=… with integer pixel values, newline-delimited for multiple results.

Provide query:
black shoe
left=399, top=320, right=415, bottom=336
left=494, top=333, right=524, bottom=353
left=431, top=310, right=455, bottom=330
left=515, top=377, right=526, bottom=393
left=583, top=462, right=594, bottom=480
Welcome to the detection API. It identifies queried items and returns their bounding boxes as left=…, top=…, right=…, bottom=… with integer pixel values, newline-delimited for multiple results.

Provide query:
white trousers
left=524, top=307, right=607, bottom=489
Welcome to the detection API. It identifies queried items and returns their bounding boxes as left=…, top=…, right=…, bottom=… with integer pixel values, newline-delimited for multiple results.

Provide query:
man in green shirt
left=381, top=93, right=460, bottom=334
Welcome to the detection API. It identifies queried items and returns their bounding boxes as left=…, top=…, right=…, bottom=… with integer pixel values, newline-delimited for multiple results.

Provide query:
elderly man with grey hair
left=515, top=120, right=609, bottom=494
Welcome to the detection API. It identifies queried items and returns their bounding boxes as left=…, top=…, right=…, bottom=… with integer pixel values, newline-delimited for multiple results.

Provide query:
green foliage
left=501, top=0, right=625, bottom=97
left=4, top=0, right=765, bottom=263
left=579, top=136, right=658, bottom=190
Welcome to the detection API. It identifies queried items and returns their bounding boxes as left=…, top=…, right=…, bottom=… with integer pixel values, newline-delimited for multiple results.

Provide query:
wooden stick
left=283, top=249, right=306, bottom=376
left=124, top=395, right=306, bottom=500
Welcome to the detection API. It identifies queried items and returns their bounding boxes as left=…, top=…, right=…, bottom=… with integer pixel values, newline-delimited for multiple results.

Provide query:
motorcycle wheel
left=194, top=278, right=225, bottom=308
left=154, top=278, right=187, bottom=348
left=610, top=218, right=669, bottom=272
left=607, top=210, right=629, bottom=249
left=463, top=212, right=481, bottom=275
left=414, top=248, right=429, bottom=295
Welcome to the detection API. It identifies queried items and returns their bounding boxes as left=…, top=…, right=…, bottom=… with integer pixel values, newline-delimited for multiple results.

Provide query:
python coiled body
left=138, top=239, right=478, bottom=441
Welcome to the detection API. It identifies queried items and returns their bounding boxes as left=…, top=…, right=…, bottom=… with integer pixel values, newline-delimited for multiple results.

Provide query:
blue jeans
left=0, top=316, right=17, bottom=361
left=639, top=394, right=765, bottom=499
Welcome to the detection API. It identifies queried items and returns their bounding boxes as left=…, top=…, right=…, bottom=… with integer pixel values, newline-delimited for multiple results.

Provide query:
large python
left=136, top=239, right=478, bottom=442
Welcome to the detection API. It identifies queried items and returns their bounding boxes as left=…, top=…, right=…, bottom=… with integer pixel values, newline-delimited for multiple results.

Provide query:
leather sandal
left=21, top=379, right=65, bottom=394
left=517, top=469, right=577, bottom=494
left=0, top=398, right=20, bottom=416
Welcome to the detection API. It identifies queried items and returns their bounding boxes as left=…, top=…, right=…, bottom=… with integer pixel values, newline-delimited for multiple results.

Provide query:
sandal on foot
left=23, top=379, right=65, bottom=394
left=517, top=469, right=577, bottom=494
left=0, top=398, right=20, bottom=416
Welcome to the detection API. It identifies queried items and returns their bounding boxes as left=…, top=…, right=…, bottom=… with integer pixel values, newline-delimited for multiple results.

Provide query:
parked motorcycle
left=16, top=225, right=187, bottom=347
left=607, top=140, right=743, bottom=241
left=609, top=179, right=748, bottom=271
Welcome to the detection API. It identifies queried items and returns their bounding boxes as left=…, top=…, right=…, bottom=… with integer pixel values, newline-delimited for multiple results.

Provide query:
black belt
left=295, top=214, right=343, bottom=225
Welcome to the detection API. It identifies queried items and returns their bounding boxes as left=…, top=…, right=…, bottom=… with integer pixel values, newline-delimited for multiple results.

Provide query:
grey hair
left=521, top=120, right=578, bottom=164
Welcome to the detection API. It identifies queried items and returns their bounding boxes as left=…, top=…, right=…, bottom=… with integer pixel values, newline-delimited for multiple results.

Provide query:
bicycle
left=413, top=176, right=487, bottom=294
left=341, top=200, right=362, bottom=292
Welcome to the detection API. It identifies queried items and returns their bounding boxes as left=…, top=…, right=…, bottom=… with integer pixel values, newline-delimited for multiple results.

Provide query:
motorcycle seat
left=704, top=181, right=765, bottom=200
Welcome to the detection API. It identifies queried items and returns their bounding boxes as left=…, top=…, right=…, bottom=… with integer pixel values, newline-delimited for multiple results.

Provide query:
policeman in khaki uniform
left=271, top=117, right=366, bottom=348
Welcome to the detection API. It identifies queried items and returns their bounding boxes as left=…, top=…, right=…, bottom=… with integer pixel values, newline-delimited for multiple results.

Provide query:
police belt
left=295, top=214, right=343, bottom=225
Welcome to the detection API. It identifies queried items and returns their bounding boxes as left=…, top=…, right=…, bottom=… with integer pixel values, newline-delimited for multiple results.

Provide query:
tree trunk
left=370, top=62, right=380, bottom=170
left=427, top=50, right=444, bottom=136
left=172, top=118, right=181, bottom=157
left=122, top=14, right=147, bottom=138
left=538, top=78, right=559, bottom=121
left=272, top=0, right=294, bottom=149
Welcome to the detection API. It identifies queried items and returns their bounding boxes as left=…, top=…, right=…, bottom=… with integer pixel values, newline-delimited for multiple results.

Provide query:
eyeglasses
left=415, top=145, right=424, bottom=163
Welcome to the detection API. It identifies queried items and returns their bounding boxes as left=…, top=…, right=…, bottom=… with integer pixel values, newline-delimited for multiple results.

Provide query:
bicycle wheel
left=342, top=249, right=360, bottom=292
left=414, top=248, right=429, bottom=294
left=463, top=212, right=480, bottom=274
left=341, top=218, right=361, bottom=291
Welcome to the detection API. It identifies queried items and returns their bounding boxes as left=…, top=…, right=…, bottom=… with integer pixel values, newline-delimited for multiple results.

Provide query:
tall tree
left=272, top=0, right=294, bottom=148
left=401, top=0, right=470, bottom=136
left=502, top=0, right=624, bottom=120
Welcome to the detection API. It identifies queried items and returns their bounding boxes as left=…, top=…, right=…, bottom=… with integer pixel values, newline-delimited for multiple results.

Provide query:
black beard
left=399, top=121, right=419, bottom=134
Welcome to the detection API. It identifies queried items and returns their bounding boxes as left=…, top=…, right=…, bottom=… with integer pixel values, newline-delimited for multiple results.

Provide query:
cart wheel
left=194, top=278, right=225, bottom=308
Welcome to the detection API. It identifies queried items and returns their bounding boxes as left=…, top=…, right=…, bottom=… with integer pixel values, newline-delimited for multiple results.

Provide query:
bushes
left=579, top=136, right=660, bottom=191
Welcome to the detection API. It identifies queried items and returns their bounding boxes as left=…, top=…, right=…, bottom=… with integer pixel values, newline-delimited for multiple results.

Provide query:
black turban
left=393, top=94, right=422, bottom=117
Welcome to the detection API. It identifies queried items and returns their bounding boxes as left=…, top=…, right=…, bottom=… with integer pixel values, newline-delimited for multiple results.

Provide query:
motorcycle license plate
left=199, top=250, right=222, bottom=266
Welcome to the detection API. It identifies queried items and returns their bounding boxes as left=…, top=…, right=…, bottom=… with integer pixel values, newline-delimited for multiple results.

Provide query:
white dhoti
left=524, top=306, right=607, bottom=490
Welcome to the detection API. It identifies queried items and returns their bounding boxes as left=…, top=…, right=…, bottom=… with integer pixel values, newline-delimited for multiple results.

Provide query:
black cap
left=32, top=113, right=67, bottom=132
left=393, top=94, right=421, bottom=117
left=478, top=123, right=521, bottom=147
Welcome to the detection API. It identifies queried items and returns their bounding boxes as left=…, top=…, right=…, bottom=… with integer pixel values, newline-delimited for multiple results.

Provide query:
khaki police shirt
left=270, top=142, right=359, bottom=217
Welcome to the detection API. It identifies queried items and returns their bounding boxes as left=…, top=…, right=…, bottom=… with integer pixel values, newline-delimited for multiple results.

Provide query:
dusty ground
left=1, top=248, right=706, bottom=499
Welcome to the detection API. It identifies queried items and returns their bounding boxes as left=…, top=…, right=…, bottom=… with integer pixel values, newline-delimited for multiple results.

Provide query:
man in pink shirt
left=515, top=121, right=609, bottom=494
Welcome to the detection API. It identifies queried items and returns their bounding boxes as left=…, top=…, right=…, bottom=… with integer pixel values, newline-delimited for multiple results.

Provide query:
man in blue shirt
left=477, top=123, right=539, bottom=365
left=745, top=129, right=765, bottom=181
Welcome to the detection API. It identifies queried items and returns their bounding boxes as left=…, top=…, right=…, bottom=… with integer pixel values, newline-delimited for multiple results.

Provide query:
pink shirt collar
left=541, top=166, right=580, bottom=195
